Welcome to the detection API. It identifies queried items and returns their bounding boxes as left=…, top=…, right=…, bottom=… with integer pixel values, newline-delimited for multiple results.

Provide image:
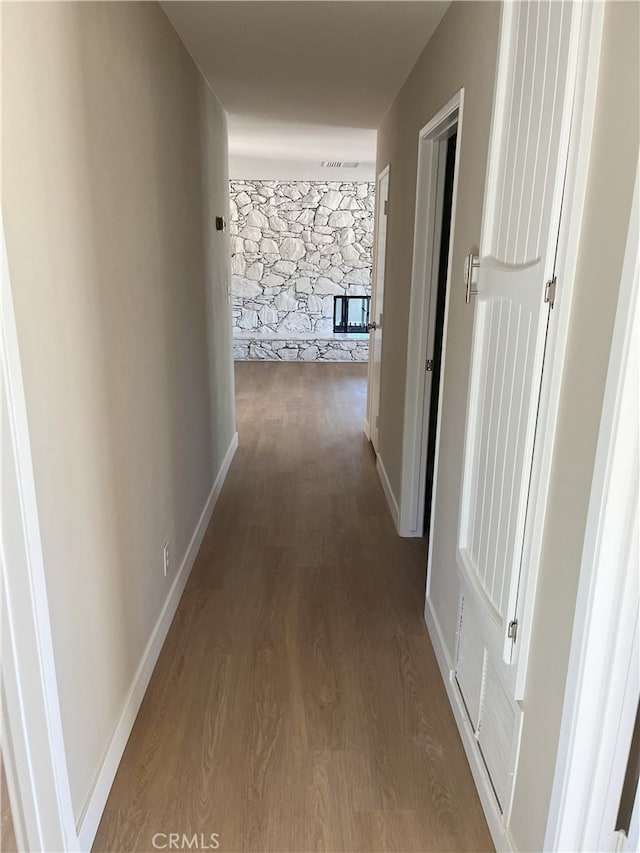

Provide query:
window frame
left=333, top=295, right=371, bottom=334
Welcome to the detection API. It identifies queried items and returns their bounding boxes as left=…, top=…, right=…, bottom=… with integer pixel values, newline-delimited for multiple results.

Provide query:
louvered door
left=453, top=0, right=585, bottom=819
left=457, top=257, right=548, bottom=664
left=455, top=258, right=548, bottom=814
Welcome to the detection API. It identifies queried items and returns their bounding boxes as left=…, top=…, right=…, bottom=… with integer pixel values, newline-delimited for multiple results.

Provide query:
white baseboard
left=424, top=593, right=515, bottom=853
left=397, top=511, right=423, bottom=538
left=376, top=452, right=400, bottom=533
left=424, top=593, right=455, bottom=676
left=77, top=432, right=238, bottom=851
left=363, top=417, right=371, bottom=440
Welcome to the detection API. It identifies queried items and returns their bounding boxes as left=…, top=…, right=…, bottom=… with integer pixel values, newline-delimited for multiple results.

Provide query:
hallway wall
left=376, top=1, right=639, bottom=850
left=375, top=0, right=501, bottom=642
left=2, top=0, right=234, bottom=824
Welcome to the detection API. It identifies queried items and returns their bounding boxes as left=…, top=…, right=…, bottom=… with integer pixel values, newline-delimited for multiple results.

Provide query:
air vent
left=321, top=160, right=360, bottom=168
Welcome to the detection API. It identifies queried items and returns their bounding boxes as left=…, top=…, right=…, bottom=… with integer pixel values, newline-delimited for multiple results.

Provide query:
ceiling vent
left=322, top=160, right=360, bottom=168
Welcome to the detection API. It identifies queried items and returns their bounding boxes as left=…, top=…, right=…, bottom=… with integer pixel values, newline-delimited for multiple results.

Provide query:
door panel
left=455, top=598, right=486, bottom=732
left=369, top=170, right=388, bottom=453
left=458, top=258, right=548, bottom=665
left=477, top=657, right=522, bottom=814
left=485, top=1, right=579, bottom=267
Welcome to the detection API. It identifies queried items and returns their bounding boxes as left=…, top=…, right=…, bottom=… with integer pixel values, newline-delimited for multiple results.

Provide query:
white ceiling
left=161, top=1, right=450, bottom=180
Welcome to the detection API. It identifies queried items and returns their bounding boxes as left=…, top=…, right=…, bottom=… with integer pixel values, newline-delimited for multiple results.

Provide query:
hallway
left=93, top=363, right=492, bottom=853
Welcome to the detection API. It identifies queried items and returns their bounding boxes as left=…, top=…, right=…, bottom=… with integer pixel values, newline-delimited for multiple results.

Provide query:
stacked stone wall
left=230, top=179, right=374, bottom=361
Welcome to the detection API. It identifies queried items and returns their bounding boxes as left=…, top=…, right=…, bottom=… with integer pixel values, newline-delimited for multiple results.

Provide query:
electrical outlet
left=163, top=542, right=170, bottom=577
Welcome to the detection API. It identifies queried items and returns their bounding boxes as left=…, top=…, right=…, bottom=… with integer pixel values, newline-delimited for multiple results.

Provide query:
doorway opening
left=423, top=130, right=456, bottom=531
left=398, top=91, right=463, bottom=537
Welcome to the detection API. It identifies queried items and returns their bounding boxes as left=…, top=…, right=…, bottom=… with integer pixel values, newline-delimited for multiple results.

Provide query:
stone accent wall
left=230, top=179, right=374, bottom=361
left=233, top=337, right=369, bottom=362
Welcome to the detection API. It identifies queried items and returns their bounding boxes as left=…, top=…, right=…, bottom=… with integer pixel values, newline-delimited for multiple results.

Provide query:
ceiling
left=161, top=1, right=450, bottom=180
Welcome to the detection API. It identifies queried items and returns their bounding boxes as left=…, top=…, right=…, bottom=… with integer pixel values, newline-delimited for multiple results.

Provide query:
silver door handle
left=465, top=253, right=480, bottom=303
left=367, top=321, right=378, bottom=331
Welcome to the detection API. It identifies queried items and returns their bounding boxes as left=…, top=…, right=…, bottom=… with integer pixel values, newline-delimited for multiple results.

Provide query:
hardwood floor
left=93, top=362, right=493, bottom=853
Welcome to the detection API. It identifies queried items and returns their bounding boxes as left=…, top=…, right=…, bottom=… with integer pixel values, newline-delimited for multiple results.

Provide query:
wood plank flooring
left=93, top=362, right=493, bottom=853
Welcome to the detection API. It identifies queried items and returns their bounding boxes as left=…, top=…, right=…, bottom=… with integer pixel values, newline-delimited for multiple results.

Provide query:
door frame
left=365, top=163, right=390, bottom=447
left=398, top=90, right=463, bottom=538
left=544, top=162, right=639, bottom=853
left=1, top=216, right=80, bottom=851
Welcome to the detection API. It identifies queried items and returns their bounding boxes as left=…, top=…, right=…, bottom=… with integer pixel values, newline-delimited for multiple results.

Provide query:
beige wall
left=376, top=0, right=501, bottom=651
left=510, top=2, right=640, bottom=848
left=2, top=0, right=235, bottom=821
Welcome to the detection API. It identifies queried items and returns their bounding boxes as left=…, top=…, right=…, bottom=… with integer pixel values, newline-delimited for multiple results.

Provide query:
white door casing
left=545, top=163, right=639, bottom=853
left=454, top=0, right=585, bottom=820
left=1, top=216, right=80, bottom=851
left=399, top=91, right=462, bottom=537
left=367, top=166, right=389, bottom=452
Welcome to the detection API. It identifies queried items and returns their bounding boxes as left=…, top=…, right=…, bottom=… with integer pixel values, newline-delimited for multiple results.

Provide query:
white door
left=455, top=256, right=549, bottom=810
left=453, top=0, right=585, bottom=818
left=368, top=167, right=389, bottom=453
left=458, top=256, right=548, bottom=669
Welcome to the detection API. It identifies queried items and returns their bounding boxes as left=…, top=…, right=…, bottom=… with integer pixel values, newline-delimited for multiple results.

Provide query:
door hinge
left=507, top=619, right=518, bottom=642
left=426, top=358, right=434, bottom=372
left=375, top=415, right=379, bottom=428
left=545, top=276, right=557, bottom=308
left=383, top=199, right=389, bottom=216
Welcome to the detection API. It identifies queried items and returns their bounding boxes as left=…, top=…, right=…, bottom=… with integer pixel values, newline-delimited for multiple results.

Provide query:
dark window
left=333, top=295, right=370, bottom=333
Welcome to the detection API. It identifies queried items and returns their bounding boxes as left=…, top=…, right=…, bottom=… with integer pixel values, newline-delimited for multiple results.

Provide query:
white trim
left=545, top=162, right=639, bottom=853
left=366, top=163, right=390, bottom=448
left=424, top=599, right=515, bottom=853
left=510, top=0, right=605, bottom=697
left=77, top=431, right=238, bottom=851
left=375, top=453, right=400, bottom=533
left=398, top=90, right=463, bottom=538
left=0, top=726, right=24, bottom=852
left=1, top=217, right=81, bottom=852
left=424, top=593, right=454, bottom=676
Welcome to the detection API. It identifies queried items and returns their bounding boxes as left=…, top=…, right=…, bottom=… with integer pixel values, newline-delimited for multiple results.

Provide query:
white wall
left=230, top=156, right=375, bottom=184
left=2, top=0, right=235, bottom=824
